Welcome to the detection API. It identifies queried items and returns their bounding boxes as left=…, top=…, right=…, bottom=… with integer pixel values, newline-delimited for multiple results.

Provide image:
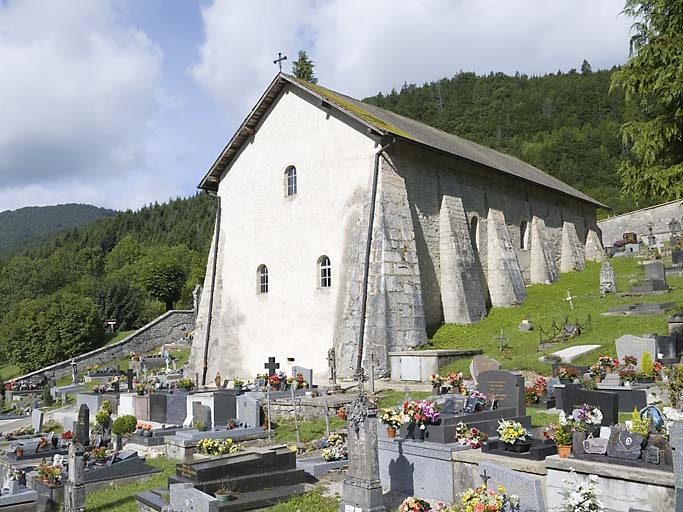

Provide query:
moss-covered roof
left=198, top=73, right=605, bottom=209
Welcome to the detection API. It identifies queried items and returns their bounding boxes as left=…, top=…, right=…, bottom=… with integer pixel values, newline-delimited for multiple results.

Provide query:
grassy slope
left=433, top=256, right=683, bottom=376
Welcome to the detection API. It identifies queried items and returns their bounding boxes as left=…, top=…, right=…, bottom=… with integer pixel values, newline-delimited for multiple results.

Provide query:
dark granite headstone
left=655, top=335, right=678, bottom=360
left=558, top=385, right=618, bottom=426
left=645, top=445, right=660, bottom=465
left=673, top=248, right=683, bottom=266
left=127, top=369, right=134, bottom=391
left=211, top=390, right=237, bottom=426
left=477, top=370, right=525, bottom=417
left=149, top=394, right=168, bottom=423
left=76, top=404, right=89, bottom=444
left=463, top=396, right=478, bottom=414
left=607, top=430, right=643, bottom=460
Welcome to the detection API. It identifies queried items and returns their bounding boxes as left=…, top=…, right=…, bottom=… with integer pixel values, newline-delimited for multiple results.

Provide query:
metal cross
left=264, top=356, right=280, bottom=376
left=480, top=469, right=491, bottom=486
left=493, top=329, right=509, bottom=353
left=273, top=52, right=287, bottom=71
left=564, top=289, right=576, bottom=310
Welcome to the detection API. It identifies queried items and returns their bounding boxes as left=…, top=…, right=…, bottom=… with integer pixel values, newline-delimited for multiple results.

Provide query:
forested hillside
left=0, top=193, right=217, bottom=372
left=364, top=63, right=636, bottom=215
left=0, top=204, right=117, bottom=256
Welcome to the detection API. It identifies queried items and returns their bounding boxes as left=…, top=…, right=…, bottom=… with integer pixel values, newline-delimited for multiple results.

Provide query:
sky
left=0, top=0, right=634, bottom=213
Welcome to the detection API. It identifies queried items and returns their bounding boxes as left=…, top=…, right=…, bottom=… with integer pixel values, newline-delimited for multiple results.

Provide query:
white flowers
left=560, top=469, right=604, bottom=512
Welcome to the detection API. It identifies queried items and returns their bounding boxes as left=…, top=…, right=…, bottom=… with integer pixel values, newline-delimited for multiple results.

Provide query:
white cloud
left=192, top=0, right=632, bottom=116
left=0, top=0, right=163, bottom=190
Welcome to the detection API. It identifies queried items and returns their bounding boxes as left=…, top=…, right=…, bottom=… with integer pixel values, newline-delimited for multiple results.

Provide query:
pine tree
left=291, top=50, right=318, bottom=84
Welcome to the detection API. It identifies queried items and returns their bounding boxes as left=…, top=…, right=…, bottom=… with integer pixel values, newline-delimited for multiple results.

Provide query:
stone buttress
left=439, top=195, right=486, bottom=323
left=560, top=220, right=586, bottom=272
left=486, top=208, right=527, bottom=306
left=584, top=229, right=606, bottom=262
left=529, top=215, right=559, bottom=284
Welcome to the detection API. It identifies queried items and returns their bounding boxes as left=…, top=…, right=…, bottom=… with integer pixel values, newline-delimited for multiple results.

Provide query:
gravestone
left=600, top=261, right=617, bottom=294
left=469, top=356, right=501, bottom=385
left=673, top=248, right=683, bottom=267
left=478, top=461, right=545, bottom=512
left=169, top=483, right=219, bottom=512
left=63, top=441, right=85, bottom=512
left=126, top=369, right=134, bottom=391
left=606, top=430, right=643, bottom=460
left=645, top=261, right=667, bottom=282
left=583, top=437, right=608, bottom=454
left=76, top=404, right=89, bottom=445
left=616, top=334, right=656, bottom=369
left=291, top=366, right=313, bottom=387
left=653, top=334, right=678, bottom=360
left=237, top=394, right=262, bottom=428
left=31, top=409, right=44, bottom=433
left=192, top=402, right=212, bottom=430
left=477, top=370, right=524, bottom=417
left=264, top=356, right=280, bottom=376
left=546, top=377, right=561, bottom=398
left=559, top=385, right=618, bottom=426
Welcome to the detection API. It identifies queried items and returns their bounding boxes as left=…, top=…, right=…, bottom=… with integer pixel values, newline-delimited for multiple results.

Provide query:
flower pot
left=475, top=404, right=484, bottom=412
left=143, top=430, right=152, bottom=437
left=215, top=493, right=237, bottom=502
left=636, top=377, right=654, bottom=384
left=15, top=448, right=23, bottom=458
left=504, top=441, right=531, bottom=453
left=136, top=391, right=145, bottom=396
left=559, top=378, right=573, bottom=384
left=234, top=385, right=242, bottom=393
left=432, top=385, right=441, bottom=395
left=557, top=445, right=571, bottom=458
left=593, top=375, right=602, bottom=383
left=386, top=427, right=397, bottom=438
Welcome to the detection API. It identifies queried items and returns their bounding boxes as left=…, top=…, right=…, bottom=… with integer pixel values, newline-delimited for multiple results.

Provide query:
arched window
left=284, top=166, right=297, bottom=197
left=319, top=256, right=331, bottom=288
left=520, top=220, right=529, bottom=249
left=257, top=265, right=269, bottom=294
left=470, top=216, right=479, bottom=250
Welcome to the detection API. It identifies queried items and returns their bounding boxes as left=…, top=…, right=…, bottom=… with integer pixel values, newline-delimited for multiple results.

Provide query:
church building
left=188, top=73, right=605, bottom=384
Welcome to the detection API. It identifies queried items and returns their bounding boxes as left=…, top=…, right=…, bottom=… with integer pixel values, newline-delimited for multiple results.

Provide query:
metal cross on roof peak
left=273, top=52, right=287, bottom=72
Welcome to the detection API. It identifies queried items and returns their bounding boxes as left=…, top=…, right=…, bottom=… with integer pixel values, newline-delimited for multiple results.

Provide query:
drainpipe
left=202, top=194, right=221, bottom=386
left=356, top=138, right=395, bottom=381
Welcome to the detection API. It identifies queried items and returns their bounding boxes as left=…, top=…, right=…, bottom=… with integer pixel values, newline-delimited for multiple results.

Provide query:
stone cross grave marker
left=362, top=355, right=377, bottom=394
left=70, top=359, right=78, bottom=384
left=63, top=442, right=85, bottom=512
left=76, top=404, right=89, bottom=445
left=564, top=289, right=576, bottom=310
left=264, top=356, right=280, bottom=376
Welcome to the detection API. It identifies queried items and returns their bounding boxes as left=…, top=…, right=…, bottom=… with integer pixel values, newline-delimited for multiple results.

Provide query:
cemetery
left=4, top=256, right=683, bottom=511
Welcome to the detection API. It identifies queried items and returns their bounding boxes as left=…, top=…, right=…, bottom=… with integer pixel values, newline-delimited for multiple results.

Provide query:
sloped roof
left=199, top=73, right=606, bottom=209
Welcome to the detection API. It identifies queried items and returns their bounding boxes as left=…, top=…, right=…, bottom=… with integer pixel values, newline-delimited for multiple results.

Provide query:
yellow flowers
left=196, top=438, right=243, bottom=456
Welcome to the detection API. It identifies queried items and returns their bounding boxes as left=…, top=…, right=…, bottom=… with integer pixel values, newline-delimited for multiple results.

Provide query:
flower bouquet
left=457, top=484, right=519, bottom=512
left=559, top=469, right=604, bottom=511
left=557, top=365, right=580, bottom=382
left=467, top=390, right=489, bottom=409
left=379, top=408, right=404, bottom=429
left=399, top=496, right=432, bottom=511
left=429, top=373, right=445, bottom=390
left=496, top=419, right=531, bottom=451
left=402, top=399, right=440, bottom=440
left=454, top=421, right=487, bottom=448
left=322, top=433, right=348, bottom=461
left=571, top=404, right=603, bottom=432
left=445, top=372, right=464, bottom=392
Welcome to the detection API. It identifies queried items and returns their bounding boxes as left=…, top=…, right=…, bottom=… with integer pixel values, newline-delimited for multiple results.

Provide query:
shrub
left=112, top=415, right=138, bottom=437
left=95, top=410, right=111, bottom=427
left=100, top=400, right=112, bottom=414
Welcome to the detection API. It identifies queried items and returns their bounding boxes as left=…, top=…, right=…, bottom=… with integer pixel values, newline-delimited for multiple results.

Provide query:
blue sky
left=0, top=0, right=633, bottom=213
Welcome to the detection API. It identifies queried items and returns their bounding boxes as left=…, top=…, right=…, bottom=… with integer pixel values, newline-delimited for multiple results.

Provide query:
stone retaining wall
left=13, top=310, right=195, bottom=382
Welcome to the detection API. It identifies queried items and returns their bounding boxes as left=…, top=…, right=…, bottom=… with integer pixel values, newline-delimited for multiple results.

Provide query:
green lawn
left=434, top=256, right=683, bottom=376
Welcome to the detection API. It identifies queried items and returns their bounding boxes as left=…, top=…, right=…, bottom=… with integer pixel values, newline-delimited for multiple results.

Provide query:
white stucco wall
left=196, top=87, right=378, bottom=382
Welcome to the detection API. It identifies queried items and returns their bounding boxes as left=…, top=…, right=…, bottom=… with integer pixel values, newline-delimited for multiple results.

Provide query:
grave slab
left=549, top=344, right=601, bottom=363
left=479, top=460, right=545, bottom=512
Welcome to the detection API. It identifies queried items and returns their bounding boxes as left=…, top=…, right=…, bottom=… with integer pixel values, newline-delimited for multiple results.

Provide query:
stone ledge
left=451, top=445, right=547, bottom=475
left=545, top=455, right=674, bottom=486
left=387, top=349, right=482, bottom=357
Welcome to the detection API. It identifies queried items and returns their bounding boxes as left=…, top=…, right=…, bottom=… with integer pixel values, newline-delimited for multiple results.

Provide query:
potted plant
left=619, top=368, right=637, bottom=385
left=401, top=399, right=440, bottom=441
left=214, top=484, right=238, bottom=502
left=454, top=421, right=487, bottom=449
left=428, top=373, right=445, bottom=394
left=544, top=417, right=573, bottom=458
left=232, top=377, right=243, bottom=392
left=496, top=419, right=531, bottom=452
left=557, top=365, right=579, bottom=384
left=636, top=352, right=656, bottom=383
left=91, top=446, right=108, bottom=463
left=445, top=372, right=464, bottom=393
left=560, top=469, right=605, bottom=511
left=379, top=407, right=404, bottom=438
left=134, top=382, right=146, bottom=396
left=112, top=415, right=137, bottom=438
left=177, top=378, right=194, bottom=391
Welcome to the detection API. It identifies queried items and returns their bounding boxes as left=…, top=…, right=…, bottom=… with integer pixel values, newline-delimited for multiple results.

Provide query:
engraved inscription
left=486, top=380, right=508, bottom=402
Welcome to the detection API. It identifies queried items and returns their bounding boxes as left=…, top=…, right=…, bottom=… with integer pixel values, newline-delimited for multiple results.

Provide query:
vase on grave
left=432, top=385, right=440, bottom=395
left=15, top=448, right=23, bottom=458
left=51, top=437, right=59, bottom=449
left=637, top=376, right=654, bottom=384
left=593, top=375, right=602, bottom=383
left=557, top=445, right=571, bottom=458
left=572, top=431, right=586, bottom=457
left=559, top=378, right=573, bottom=384
left=386, top=427, right=397, bottom=438
left=143, top=430, right=152, bottom=437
